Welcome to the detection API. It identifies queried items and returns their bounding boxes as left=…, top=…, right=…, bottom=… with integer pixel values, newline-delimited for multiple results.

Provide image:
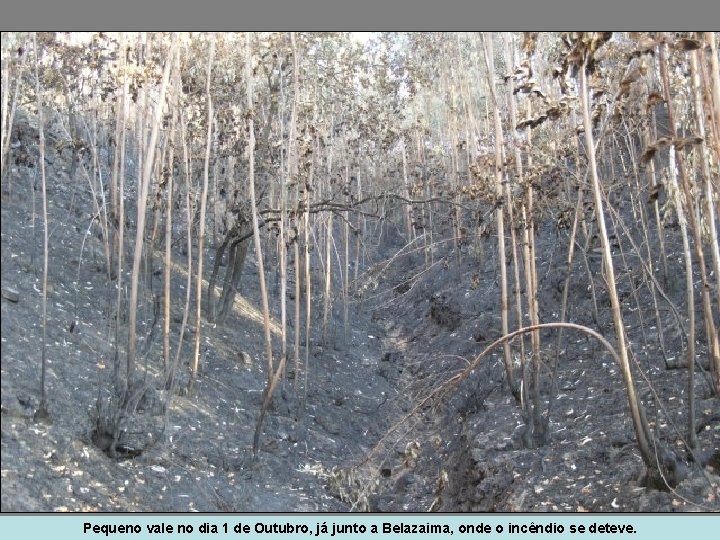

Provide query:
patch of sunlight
left=171, top=260, right=281, bottom=336
left=233, top=295, right=282, bottom=336
left=178, top=399, right=216, bottom=418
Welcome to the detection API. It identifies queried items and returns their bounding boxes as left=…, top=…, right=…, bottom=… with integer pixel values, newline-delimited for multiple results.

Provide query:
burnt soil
left=1, top=115, right=719, bottom=512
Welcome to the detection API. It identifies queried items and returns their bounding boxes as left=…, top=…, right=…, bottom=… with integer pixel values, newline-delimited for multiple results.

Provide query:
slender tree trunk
left=630, top=113, right=669, bottom=366
left=134, top=34, right=147, bottom=290
left=1, top=40, right=26, bottom=191
left=163, top=105, right=177, bottom=373
left=322, top=212, right=334, bottom=346
left=660, top=43, right=720, bottom=395
left=524, top=120, right=542, bottom=438
left=248, top=32, right=285, bottom=454
left=482, top=32, right=517, bottom=399
left=343, top=157, right=350, bottom=342
left=706, top=33, right=720, bottom=164
left=503, top=35, right=532, bottom=425
left=289, top=33, right=302, bottom=384
left=691, top=44, right=720, bottom=315
left=90, top=113, right=112, bottom=281
left=580, top=58, right=653, bottom=468
left=188, top=35, right=215, bottom=388
left=245, top=32, right=274, bottom=385
left=401, top=138, right=414, bottom=241
left=32, top=33, right=50, bottom=422
left=278, top=51, right=288, bottom=372
left=109, top=35, right=126, bottom=281
left=166, top=108, right=194, bottom=393
left=354, top=165, right=363, bottom=289
left=303, top=159, right=314, bottom=402
left=127, top=34, right=175, bottom=383
left=114, top=33, right=128, bottom=387
left=554, top=172, right=584, bottom=365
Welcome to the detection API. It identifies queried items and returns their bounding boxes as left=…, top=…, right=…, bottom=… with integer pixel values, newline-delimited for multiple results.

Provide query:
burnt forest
left=1, top=32, right=719, bottom=512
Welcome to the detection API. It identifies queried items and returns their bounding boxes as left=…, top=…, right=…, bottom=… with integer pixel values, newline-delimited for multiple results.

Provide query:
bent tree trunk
left=207, top=219, right=252, bottom=323
left=218, top=239, right=250, bottom=322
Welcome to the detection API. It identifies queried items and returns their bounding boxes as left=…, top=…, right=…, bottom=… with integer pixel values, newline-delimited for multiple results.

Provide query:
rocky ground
left=1, top=113, right=719, bottom=512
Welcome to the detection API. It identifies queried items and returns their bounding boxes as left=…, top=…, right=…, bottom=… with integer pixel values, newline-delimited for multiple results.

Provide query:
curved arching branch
left=361, top=322, right=659, bottom=475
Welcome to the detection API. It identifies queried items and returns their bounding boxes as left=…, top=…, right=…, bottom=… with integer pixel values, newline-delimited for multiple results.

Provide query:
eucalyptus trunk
left=580, top=57, right=653, bottom=469
left=32, top=33, right=50, bottom=422
left=660, top=43, right=720, bottom=396
left=482, top=32, right=517, bottom=399
left=189, top=34, right=214, bottom=389
left=128, top=34, right=175, bottom=385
